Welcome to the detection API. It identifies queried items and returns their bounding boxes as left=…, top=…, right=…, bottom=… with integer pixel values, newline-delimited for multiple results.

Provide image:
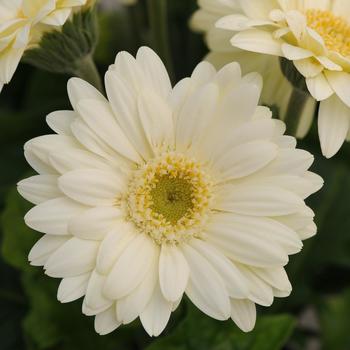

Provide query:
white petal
left=213, top=141, right=277, bottom=181
left=236, top=264, right=274, bottom=306
left=40, top=8, right=71, bottom=25
left=216, top=185, right=304, bottom=216
left=137, top=89, right=174, bottom=149
left=230, top=299, right=256, bottom=332
left=250, top=266, right=291, bottom=292
left=182, top=244, right=231, bottom=321
left=58, top=169, right=125, bottom=206
left=25, top=197, right=86, bottom=235
left=190, top=239, right=249, bottom=299
left=68, top=207, right=122, bottom=240
left=57, top=273, right=90, bottom=303
left=306, top=73, right=334, bottom=101
left=318, top=95, right=350, bottom=158
left=175, top=83, right=219, bottom=151
left=206, top=214, right=289, bottom=267
left=104, top=71, right=152, bottom=160
left=96, top=223, right=137, bottom=275
left=136, top=46, right=172, bottom=99
left=325, top=71, right=350, bottom=107
left=67, top=78, right=105, bottom=110
left=159, top=244, right=189, bottom=302
left=117, top=254, right=158, bottom=324
left=44, top=237, right=99, bottom=277
left=231, top=29, right=283, bottom=56
left=29, top=235, right=68, bottom=266
left=238, top=0, right=278, bottom=18
left=94, top=307, right=121, bottom=335
left=281, top=43, right=313, bottom=60
left=17, top=175, right=60, bottom=205
left=104, top=234, right=158, bottom=299
left=46, top=110, right=76, bottom=136
left=83, top=271, right=112, bottom=315
left=49, top=148, right=113, bottom=174
left=77, top=99, right=140, bottom=163
left=140, top=282, right=173, bottom=337
left=294, top=58, right=323, bottom=78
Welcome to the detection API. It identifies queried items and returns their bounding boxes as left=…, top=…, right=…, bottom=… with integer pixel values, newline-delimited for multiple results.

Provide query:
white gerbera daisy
left=0, top=0, right=89, bottom=92
left=191, top=0, right=317, bottom=139
left=210, top=0, right=350, bottom=158
left=18, top=47, right=322, bottom=336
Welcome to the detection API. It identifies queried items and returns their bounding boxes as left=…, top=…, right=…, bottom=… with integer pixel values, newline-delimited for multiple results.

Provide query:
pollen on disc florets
left=125, top=152, right=213, bottom=244
left=306, top=9, right=350, bottom=58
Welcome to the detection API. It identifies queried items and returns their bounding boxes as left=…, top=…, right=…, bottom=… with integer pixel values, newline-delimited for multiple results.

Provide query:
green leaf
left=319, top=288, right=350, bottom=350
left=147, top=303, right=295, bottom=350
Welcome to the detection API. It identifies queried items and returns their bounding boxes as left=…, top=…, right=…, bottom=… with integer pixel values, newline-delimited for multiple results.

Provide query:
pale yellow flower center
left=306, top=9, right=350, bottom=57
left=126, top=152, right=213, bottom=244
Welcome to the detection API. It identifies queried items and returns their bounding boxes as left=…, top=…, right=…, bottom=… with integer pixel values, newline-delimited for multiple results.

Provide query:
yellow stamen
left=306, top=9, right=350, bottom=57
left=125, top=152, right=213, bottom=244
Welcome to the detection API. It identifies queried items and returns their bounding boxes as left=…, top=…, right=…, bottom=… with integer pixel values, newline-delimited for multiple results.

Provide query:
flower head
left=18, top=47, right=322, bottom=336
left=208, top=0, right=350, bottom=158
left=0, top=0, right=89, bottom=92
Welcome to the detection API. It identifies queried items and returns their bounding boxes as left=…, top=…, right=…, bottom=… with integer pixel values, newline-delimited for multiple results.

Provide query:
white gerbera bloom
left=18, top=47, right=322, bottom=336
left=208, top=0, right=350, bottom=158
left=0, top=0, right=89, bottom=92
left=191, top=0, right=317, bottom=139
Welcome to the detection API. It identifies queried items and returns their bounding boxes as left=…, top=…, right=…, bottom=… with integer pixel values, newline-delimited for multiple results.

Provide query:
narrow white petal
left=250, top=267, right=291, bottom=293
left=118, top=255, right=158, bottom=324
left=231, top=29, right=283, bottom=56
left=25, top=197, right=86, bottom=235
left=68, top=207, right=122, bottom=240
left=182, top=244, right=231, bottom=320
left=140, top=282, right=173, bottom=337
left=206, top=214, right=289, bottom=267
left=77, top=99, right=141, bottom=163
left=236, top=264, right=274, bottom=306
left=17, top=175, right=60, bottom=205
left=190, top=239, right=250, bottom=298
left=213, top=141, right=277, bottom=181
left=83, top=271, right=112, bottom=315
left=281, top=43, right=313, bottom=60
left=57, top=273, right=90, bottom=303
left=58, top=169, right=125, bottom=206
left=230, top=299, right=256, bottom=332
left=29, top=235, right=68, bottom=266
left=306, top=73, right=334, bottom=101
left=94, top=307, right=121, bottom=335
left=216, top=185, right=304, bottom=216
left=136, top=46, right=172, bottom=99
left=44, top=237, right=99, bottom=277
left=46, top=110, right=76, bottom=135
left=318, top=96, right=350, bottom=158
left=325, top=71, right=350, bottom=107
left=67, top=78, right=105, bottom=110
left=104, top=234, right=158, bottom=299
left=96, top=224, right=137, bottom=275
left=159, top=244, right=189, bottom=302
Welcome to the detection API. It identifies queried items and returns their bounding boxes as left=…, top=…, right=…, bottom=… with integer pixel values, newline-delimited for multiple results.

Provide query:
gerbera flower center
left=126, top=152, right=213, bottom=244
left=306, top=9, right=350, bottom=57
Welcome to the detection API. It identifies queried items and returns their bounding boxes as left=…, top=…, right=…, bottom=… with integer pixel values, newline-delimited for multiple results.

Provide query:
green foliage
left=147, top=305, right=295, bottom=350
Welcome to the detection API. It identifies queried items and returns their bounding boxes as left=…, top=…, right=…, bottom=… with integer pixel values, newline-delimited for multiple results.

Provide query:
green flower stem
left=147, top=0, right=174, bottom=81
left=284, top=87, right=309, bottom=137
left=74, top=54, right=103, bottom=93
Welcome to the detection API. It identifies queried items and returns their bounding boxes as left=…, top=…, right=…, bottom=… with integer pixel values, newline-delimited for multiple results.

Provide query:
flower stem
left=284, top=87, right=310, bottom=137
left=74, top=55, right=103, bottom=93
left=147, top=0, right=174, bottom=81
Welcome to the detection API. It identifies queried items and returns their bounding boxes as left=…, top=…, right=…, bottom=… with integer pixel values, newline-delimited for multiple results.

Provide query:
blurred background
left=1, top=1, right=350, bottom=349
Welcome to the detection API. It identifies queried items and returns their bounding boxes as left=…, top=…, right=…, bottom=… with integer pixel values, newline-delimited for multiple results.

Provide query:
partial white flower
left=205, top=0, right=350, bottom=158
left=191, top=0, right=317, bottom=139
left=0, top=0, right=89, bottom=92
left=18, top=47, right=322, bottom=336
